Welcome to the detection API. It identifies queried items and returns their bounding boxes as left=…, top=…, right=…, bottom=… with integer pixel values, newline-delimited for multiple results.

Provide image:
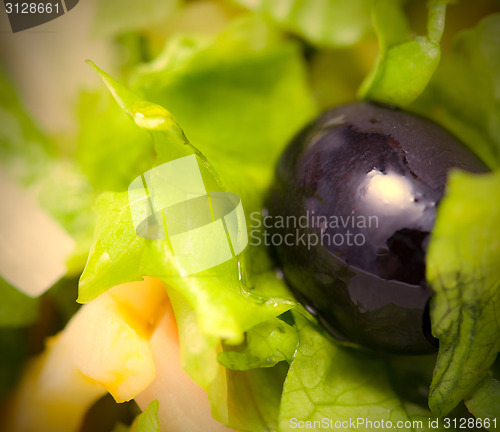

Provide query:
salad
left=0, top=0, right=499, bottom=431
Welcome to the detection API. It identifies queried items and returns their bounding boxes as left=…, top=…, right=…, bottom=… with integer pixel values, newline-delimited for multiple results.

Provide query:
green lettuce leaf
left=465, top=376, right=500, bottom=428
left=359, top=0, right=450, bottom=106
left=226, top=364, right=288, bottom=431
left=168, top=283, right=289, bottom=430
left=113, top=400, right=160, bottom=432
left=130, top=16, right=317, bottom=205
left=218, top=315, right=298, bottom=370
left=135, top=400, right=160, bottom=432
left=426, top=170, right=500, bottom=416
left=93, top=0, right=179, bottom=37
left=411, top=13, right=500, bottom=169
left=231, top=0, right=371, bottom=48
left=278, top=312, right=448, bottom=432
left=79, top=63, right=296, bottom=430
left=76, top=90, right=156, bottom=193
left=80, top=59, right=295, bottom=323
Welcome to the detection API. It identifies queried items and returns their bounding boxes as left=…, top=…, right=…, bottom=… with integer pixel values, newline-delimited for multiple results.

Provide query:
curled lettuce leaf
left=426, top=170, right=500, bottom=416
left=218, top=316, right=298, bottom=370
left=359, top=0, right=450, bottom=106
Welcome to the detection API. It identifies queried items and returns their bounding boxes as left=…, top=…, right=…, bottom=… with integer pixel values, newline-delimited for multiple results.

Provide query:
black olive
left=267, top=102, right=488, bottom=354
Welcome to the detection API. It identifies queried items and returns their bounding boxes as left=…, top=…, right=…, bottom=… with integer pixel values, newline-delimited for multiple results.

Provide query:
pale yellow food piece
left=73, top=278, right=169, bottom=401
left=135, top=310, right=235, bottom=432
left=4, top=277, right=168, bottom=432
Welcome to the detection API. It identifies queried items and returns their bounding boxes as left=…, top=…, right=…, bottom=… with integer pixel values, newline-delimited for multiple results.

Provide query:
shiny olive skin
left=268, top=102, right=488, bottom=354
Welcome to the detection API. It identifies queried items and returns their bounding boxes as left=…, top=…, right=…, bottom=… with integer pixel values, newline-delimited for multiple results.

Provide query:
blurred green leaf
left=135, top=399, right=160, bottom=432
left=232, top=0, right=371, bottom=47
left=93, top=0, right=179, bottom=37
left=0, top=278, right=39, bottom=327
